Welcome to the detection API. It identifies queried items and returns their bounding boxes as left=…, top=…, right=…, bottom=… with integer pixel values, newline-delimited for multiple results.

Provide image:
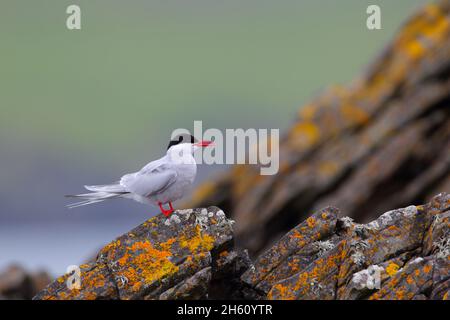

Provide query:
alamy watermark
left=66, top=265, right=81, bottom=290
left=66, top=5, right=81, bottom=30
left=367, top=5, right=382, bottom=30
left=171, top=121, right=279, bottom=176
left=65, top=4, right=381, bottom=31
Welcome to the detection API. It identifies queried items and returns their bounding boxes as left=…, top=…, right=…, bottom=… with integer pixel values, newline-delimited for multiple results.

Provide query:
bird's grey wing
left=120, top=165, right=178, bottom=197
left=140, top=156, right=168, bottom=173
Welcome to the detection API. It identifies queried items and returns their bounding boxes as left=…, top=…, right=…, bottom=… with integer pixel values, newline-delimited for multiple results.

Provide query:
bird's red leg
left=158, top=202, right=171, bottom=217
left=168, top=202, right=174, bottom=213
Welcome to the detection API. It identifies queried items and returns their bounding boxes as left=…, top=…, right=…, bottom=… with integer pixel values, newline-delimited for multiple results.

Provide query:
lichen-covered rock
left=33, top=194, right=449, bottom=300
left=243, top=193, right=449, bottom=300
left=240, top=206, right=339, bottom=297
left=33, top=207, right=239, bottom=300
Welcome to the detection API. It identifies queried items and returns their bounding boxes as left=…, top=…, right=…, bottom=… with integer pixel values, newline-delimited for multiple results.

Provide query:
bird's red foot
left=159, top=202, right=174, bottom=217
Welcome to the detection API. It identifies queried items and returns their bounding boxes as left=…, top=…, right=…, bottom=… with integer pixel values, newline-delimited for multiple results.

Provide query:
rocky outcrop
left=242, top=193, right=450, bottom=300
left=0, top=265, right=51, bottom=300
left=33, top=207, right=250, bottom=300
left=188, top=0, right=450, bottom=255
left=35, top=193, right=449, bottom=300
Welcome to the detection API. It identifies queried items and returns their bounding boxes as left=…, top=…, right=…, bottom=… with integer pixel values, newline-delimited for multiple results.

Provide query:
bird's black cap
left=167, top=134, right=196, bottom=150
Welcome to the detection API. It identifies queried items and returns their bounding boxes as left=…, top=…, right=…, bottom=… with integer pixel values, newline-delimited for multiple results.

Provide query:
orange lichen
left=291, top=230, right=306, bottom=247
left=83, top=291, right=98, bottom=300
left=423, top=264, right=432, bottom=274
left=101, top=239, right=122, bottom=258
left=387, top=225, right=399, bottom=232
left=292, top=230, right=303, bottom=240
left=406, top=275, right=414, bottom=285
left=287, top=259, right=300, bottom=273
left=340, top=104, right=370, bottom=125
left=50, top=265, right=112, bottom=300
left=219, top=250, right=229, bottom=258
left=269, top=246, right=342, bottom=300
left=269, top=283, right=296, bottom=300
left=158, top=237, right=176, bottom=251
left=82, top=269, right=106, bottom=289
left=404, top=41, right=425, bottom=60
left=395, top=287, right=407, bottom=300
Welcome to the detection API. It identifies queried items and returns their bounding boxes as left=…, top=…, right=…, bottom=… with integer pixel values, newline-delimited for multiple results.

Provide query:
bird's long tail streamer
left=65, top=192, right=124, bottom=209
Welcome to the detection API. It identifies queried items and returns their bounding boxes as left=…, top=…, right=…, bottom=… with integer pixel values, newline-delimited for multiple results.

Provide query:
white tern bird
left=66, top=135, right=213, bottom=216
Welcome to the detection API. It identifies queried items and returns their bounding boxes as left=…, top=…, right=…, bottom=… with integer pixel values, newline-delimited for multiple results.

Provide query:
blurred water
left=0, top=222, right=131, bottom=276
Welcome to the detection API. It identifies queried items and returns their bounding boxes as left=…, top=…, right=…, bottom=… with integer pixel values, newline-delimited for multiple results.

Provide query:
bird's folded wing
left=120, top=167, right=178, bottom=197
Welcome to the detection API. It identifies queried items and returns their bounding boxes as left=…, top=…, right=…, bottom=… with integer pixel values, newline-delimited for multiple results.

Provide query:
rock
left=33, top=207, right=245, bottom=300
left=188, top=0, right=450, bottom=256
left=34, top=193, right=449, bottom=300
left=240, top=206, right=339, bottom=296
left=242, top=193, right=449, bottom=300
left=0, top=265, right=52, bottom=300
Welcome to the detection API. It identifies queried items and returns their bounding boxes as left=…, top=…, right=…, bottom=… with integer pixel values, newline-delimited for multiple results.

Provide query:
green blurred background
left=0, top=0, right=428, bottom=274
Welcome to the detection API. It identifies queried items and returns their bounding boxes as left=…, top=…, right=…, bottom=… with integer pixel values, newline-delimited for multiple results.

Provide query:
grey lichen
left=350, top=240, right=370, bottom=267
left=313, top=240, right=335, bottom=257
left=434, top=233, right=450, bottom=259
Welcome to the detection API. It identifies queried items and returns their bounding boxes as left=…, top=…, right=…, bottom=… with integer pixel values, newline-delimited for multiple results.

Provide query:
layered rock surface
left=34, top=207, right=248, bottom=300
left=35, top=193, right=449, bottom=300
left=243, top=193, right=450, bottom=300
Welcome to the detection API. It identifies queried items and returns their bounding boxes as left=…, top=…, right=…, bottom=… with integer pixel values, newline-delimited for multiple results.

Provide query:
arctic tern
left=66, top=135, right=213, bottom=216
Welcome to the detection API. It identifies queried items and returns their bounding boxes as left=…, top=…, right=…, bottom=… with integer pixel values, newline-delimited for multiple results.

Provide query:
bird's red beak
left=194, top=140, right=214, bottom=147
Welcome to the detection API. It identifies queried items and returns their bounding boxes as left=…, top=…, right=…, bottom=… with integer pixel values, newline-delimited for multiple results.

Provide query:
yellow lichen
left=290, top=122, right=320, bottom=148
left=386, top=263, right=400, bottom=277
left=179, top=225, right=215, bottom=253
left=306, top=217, right=316, bottom=229
left=117, top=240, right=179, bottom=290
